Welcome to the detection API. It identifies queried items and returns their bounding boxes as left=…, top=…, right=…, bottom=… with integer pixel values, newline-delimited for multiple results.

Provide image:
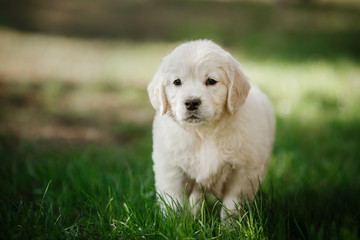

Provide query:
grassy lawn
left=1, top=1, right=360, bottom=239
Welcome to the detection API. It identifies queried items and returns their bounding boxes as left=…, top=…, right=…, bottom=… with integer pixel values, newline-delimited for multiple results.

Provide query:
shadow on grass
left=264, top=114, right=360, bottom=238
left=1, top=0, right=359, bottom=62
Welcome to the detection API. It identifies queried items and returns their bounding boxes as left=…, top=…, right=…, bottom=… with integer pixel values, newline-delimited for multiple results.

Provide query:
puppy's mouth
left=184, top=114, right=203, bottom=123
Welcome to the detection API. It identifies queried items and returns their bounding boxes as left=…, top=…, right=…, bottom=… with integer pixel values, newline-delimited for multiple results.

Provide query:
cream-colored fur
left=147, top=40, right=275, bottom=219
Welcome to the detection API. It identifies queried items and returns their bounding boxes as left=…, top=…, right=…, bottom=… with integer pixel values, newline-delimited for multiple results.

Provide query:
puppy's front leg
left=188, top=184, right=203, bottom=216
left=154, top=163, right=187, bottom=213
left=221, top=170, right=259, bottom=220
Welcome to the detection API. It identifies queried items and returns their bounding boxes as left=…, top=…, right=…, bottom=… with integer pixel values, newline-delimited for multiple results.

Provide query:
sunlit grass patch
left=244, top=58, right=360, bottom=122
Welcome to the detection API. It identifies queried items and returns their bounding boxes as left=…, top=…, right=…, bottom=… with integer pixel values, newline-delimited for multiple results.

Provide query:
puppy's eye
left=173, top=79, right=182, bottom=86
left=206, top=78, right=217, bottom=86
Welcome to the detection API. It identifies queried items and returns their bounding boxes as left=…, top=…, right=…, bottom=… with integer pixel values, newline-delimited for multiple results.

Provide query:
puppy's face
left=148, top=40, right=250, bottom=125
left=164, top=54, right=228, bottom=124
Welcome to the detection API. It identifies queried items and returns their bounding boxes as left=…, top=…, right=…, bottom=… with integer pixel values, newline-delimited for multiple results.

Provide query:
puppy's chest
left=173, top=138, right=233, bottom=188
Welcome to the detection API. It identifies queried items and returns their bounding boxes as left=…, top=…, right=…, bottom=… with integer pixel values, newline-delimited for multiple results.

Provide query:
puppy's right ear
left=147, top=67, right=168, bottom=115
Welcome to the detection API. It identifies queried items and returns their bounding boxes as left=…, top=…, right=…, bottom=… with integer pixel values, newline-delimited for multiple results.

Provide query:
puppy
left=147, top=40, right=275, bottom=219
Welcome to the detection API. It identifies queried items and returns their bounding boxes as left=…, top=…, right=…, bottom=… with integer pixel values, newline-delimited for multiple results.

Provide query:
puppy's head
left=148, top=40, right=250, bottom=125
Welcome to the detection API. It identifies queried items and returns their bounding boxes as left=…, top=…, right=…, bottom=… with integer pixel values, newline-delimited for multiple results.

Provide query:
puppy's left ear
left=147, top=67, right=168, bottom=115
left=225, top=55, right=251, bottom=114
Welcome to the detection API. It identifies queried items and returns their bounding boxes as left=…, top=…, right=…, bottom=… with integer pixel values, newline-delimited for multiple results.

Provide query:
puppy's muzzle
left=185, top=98, right=201, bottom=111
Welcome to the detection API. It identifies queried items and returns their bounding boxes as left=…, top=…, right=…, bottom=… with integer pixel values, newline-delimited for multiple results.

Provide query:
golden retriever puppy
left=147, top=40, right=275, bottom=219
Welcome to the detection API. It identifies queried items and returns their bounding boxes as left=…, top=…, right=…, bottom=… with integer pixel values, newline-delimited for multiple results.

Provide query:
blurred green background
left=0, top=0, right=359, bottom=239
left=0, top=0, right=359, bottom=143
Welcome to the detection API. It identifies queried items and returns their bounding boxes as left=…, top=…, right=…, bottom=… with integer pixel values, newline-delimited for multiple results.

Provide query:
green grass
left=1, top=110, right=359, bottom=239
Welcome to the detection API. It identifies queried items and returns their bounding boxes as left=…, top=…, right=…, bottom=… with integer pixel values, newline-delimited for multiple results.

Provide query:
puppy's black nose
left=185, top=98, right=201, bottom=111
